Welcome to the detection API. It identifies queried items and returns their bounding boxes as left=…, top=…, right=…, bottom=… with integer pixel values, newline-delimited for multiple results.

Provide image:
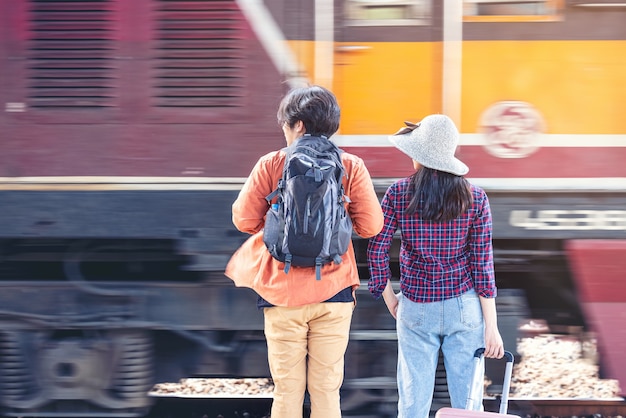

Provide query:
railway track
left=145, top=333, right=624, bottom=418
left=488, top=398, right=626, bottom=418
left=144, top=393, right=626, bottom=418
left=145, top=396, right=273, bottom=418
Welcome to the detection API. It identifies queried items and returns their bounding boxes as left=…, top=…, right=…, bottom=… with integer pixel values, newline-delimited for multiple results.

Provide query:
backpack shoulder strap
left=265, top=146, right=289, bottom=204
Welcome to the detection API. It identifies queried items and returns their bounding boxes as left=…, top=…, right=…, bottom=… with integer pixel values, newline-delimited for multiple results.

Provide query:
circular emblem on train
left=479, top=101, right=545, bottom=158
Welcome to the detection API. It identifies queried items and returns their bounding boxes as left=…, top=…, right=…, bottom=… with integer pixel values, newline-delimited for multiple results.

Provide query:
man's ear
left=294, top=120, right=305, bottom=134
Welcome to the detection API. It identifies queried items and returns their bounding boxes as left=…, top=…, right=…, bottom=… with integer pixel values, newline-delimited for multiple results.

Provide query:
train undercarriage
left=0, top=185, right=623, bottom=417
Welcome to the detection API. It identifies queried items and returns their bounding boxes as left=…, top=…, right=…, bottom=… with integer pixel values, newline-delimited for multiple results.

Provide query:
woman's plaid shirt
left=367, top=177, right=497, bottom=303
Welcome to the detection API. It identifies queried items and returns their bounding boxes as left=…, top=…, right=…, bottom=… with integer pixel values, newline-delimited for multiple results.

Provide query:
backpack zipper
left=304, top=195, right=311, bottom=233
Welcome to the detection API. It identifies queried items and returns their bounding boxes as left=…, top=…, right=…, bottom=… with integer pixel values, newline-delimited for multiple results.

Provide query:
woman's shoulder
left=467, top=182, right=491, bottom=209
left=389, top=176, right=411, bottom=191
left=468, top=181, right=488, bottom=197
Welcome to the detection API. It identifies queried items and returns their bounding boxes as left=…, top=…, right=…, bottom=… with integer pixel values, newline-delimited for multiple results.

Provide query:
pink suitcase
left=435, top=348, right=520, bottom=418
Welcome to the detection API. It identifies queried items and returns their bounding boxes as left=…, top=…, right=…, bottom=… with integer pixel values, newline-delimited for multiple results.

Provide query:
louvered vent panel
left=154, top=0, right=245, bottom=108
left=28, top=0, right=116, bottom=109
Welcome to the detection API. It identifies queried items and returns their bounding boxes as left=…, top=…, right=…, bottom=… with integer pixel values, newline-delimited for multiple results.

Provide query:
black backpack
left=263, top=135, right=353, bottom=280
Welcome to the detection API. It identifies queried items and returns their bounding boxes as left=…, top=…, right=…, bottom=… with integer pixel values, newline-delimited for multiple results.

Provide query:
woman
left=225, top=85, right=383, bottom=418
left=367, top=114, right=504, bottom=418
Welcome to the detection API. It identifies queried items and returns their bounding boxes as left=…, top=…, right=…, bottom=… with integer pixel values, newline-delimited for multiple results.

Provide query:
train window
left=344, top=0, right=431, bottom=26
left=463, top=0, right=563, bottom=21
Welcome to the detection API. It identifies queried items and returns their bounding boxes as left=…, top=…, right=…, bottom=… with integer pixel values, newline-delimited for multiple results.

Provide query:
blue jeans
left=396, top=289, right=485, bottom=418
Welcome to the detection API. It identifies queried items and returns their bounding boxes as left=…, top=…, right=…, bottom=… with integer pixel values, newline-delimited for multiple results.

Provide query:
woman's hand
left=484, top=324, right=504, bottom=358
left=479, top=296, right=504, bottom=358
left=381, top=280, right=399, bottom=319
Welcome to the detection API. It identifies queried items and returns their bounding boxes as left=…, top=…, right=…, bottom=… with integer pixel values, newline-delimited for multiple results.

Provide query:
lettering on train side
left=509, top=210, right=626, bottom=230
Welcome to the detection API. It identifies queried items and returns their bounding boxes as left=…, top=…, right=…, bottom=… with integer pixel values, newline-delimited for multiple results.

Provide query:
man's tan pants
left=264, top=302, right=354, bottom=418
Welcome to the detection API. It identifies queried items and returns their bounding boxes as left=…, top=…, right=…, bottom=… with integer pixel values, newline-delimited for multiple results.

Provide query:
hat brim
left=388, top=133, right=469, bottom=176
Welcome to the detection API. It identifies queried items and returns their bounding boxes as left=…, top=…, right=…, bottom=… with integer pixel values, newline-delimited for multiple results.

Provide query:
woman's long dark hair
left=407, top=167, right=473, bottom=222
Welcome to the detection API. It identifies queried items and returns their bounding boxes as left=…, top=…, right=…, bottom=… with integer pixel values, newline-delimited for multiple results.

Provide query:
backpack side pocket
left=263, top=203, right=286, bottom=262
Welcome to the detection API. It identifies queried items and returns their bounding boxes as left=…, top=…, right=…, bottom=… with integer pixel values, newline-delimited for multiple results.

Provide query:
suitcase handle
left=466, top=348, right=514, bottom=414
left=474, top=347, right=514, bottom=363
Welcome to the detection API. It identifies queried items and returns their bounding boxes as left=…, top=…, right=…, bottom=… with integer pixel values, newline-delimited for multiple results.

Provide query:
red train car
left=0, top=0, right=625, bottom=417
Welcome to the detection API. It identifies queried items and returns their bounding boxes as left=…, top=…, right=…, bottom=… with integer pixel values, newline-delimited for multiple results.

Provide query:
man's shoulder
left=250, top=150, right=287, bottom=181
left=339, top=150, right=365, bottom=169
left=258, top=149, right=284, bottom=161
left=256, top=149, right=286, bottom=168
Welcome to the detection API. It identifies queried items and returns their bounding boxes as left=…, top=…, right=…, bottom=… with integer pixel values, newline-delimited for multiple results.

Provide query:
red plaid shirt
left=367, top=177, right=497, bottom=303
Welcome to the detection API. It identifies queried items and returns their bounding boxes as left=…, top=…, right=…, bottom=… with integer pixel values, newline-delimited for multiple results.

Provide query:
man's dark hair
left=407, top=167, right=473, bottom=222
left=277, top=85, right=340, bottom=138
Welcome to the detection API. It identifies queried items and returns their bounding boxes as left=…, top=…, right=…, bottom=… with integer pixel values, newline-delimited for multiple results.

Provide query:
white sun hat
left=388, top=114, right=469, bottom=176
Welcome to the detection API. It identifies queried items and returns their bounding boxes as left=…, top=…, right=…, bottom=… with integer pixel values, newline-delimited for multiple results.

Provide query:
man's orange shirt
left=226, top=149, right=384, bottom=307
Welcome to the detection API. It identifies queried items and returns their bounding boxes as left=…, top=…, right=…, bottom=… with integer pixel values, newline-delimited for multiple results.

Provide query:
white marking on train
left=510, top=210, right=626, bottom=230
left=235, top=0, right=309, bottom=88
left=0, top=177, right=624, bottom=191
left=442, top=0, right=463, bottom=124
left=314, top=0, right=335, bottom=87
left=332, top=134, right=626, bottom=147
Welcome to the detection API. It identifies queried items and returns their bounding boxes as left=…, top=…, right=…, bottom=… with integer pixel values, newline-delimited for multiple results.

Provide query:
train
left=0, top=0, right=625, bottom=417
